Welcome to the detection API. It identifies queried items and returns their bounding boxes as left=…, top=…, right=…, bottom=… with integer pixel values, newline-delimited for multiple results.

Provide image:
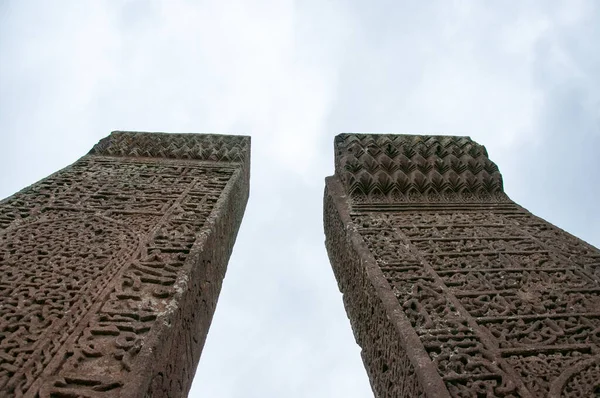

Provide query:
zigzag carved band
left=90, top=131, right=250, bottom=164
left=334, top=133, right=506, bottom=202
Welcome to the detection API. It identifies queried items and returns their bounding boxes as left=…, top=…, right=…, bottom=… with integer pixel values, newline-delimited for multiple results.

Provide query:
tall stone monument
left=324, top=133, right=600, bottom=398
left=0, top=131, right=250, bottom=397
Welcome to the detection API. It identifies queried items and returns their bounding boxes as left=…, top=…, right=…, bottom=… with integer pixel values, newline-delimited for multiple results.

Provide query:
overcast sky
left=1, top=1, right=599, bottom=397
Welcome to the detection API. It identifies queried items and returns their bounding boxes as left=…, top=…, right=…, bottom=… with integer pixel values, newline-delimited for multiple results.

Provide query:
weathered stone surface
left=0, top=131, right=250, bottom=398
left=324, top=133, right=600, bottom=398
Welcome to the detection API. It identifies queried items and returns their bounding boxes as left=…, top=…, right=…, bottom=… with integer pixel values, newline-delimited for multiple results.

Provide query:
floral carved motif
left=324, top=133, right=600, bottom=397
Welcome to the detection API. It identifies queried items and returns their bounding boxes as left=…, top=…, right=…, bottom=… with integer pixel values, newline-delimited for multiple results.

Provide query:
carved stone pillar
left=0, top=131, right=250, bottom=397
left=324, top=133, right=600, bottom=397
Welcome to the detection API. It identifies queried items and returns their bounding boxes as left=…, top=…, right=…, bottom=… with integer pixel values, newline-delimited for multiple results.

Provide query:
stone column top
left=0, top=130, right=250, bottom=397
left=333, top=133, right=506, bottom=202
left=89, top=131, right=250, bottom=166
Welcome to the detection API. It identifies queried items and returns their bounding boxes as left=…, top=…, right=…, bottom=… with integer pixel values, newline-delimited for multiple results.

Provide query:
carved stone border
left=325, top=176, right=448, bottom=397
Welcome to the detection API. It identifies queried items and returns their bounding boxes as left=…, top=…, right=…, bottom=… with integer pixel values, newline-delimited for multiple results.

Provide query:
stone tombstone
left=324, top=133, right=600, bottom=398
left=0, top=131, right=250, bottom=397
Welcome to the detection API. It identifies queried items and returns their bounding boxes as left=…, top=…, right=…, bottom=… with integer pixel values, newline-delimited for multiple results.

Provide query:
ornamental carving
left=334, top=134, right=506, bottom=203
left=0, top=131, right=250, bottom=398
left=324, top=133, right=600, bottom=397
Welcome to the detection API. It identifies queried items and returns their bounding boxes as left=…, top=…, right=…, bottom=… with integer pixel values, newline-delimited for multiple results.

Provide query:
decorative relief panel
left=0, top=132, right=250, bottom=398
left=333, top=134, right=506, bottom=203
left=324, top=134, right=600, bottom=397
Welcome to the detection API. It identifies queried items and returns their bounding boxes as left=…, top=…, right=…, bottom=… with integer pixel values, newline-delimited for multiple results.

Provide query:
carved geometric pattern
left=334, top=133, right=506, bottom=203
left=89, top=131, right=249, bottom=163
left=324, top=133, right=600, bottom=398
left=0, top=132, right=250, bottom=397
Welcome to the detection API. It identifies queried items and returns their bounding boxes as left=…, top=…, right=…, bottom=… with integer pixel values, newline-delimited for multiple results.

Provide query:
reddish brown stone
left=324, top=134, right=600, bottom=398
left=0, top=131, right=250, bottom=397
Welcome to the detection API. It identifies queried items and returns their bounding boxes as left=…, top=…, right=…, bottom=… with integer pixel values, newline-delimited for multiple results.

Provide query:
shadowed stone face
left=324, top=133, right=600, bottom=398
left=0, top=131, right=249, bottom=398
